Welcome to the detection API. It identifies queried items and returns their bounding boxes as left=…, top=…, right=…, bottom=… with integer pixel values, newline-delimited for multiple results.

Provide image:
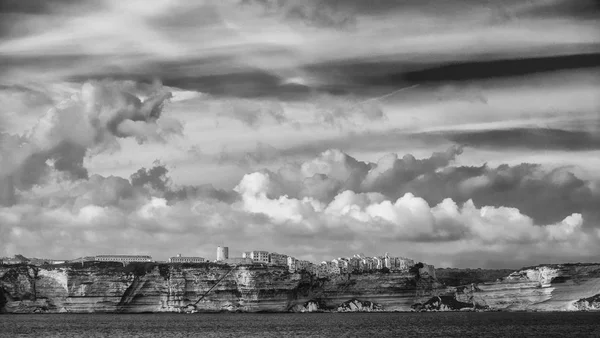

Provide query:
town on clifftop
left=0, top=245, right=436, bottom=279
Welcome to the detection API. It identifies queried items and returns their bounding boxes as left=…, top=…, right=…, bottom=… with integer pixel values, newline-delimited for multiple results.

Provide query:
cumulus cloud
left=215, top=145, right=600, bottom=230
left=0, top=80, right=178, bottom=206
left=2, top=146, right=600, bottom=268
left=232, top=170, right=587, bottom=244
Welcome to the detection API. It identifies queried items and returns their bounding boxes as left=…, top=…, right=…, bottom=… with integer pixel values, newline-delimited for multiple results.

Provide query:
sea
left=1, top=312, right=600, bottom=337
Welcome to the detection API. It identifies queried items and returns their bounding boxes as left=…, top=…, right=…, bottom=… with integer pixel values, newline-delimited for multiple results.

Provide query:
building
left=287, top=256, right=297, bottom=272
left=95, top=255, right=152, bottom=262
left=374, top=257, right=384, bottom=270
left=362, top=257, right=375, bottom=271
left=242, top=252, right=252, bottom=259
left=269, top=253, right=288, bottom=266
left=249, top=251, right=269, bottom=263
left=169, top=254, right=206, bottom=263
left=1, top=255, right=29, bottom=265
left=317, top=262, right=329, bottom=277
left=326, top=261, right=341, bottom=275
left=297, top=260, right=313, bottom=272
left=349, top=257, right=361, bottom=272
left=288, top=257, right=313, bottom=273
left=384, top=255, right=392, bottom=269
left=332, top=258, right=349, bottom=273
left=216, top=246, right=229, bottom=261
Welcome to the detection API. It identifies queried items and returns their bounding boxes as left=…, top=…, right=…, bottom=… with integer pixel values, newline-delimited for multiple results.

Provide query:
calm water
left=2, top=312, right=600, bottom=337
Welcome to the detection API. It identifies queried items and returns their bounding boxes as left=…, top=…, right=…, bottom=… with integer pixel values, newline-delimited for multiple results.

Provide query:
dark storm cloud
left=241, top=0, right=600, bottom=23
left=0, top=0, right=102, bottom=38
left=521, top=0, right=600, bottom=20
left=131, top=49, right=600, bottom=99
left=0, top=0, right=86, bottom=14
left=433, top=128, right=600, bottom=151
left=2, top=0, right=598, bottom=101
left=402, top=53, right=600, bottom=84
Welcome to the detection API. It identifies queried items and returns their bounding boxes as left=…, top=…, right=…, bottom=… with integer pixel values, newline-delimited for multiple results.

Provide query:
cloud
left=2, top=0, right=598, bottom=100
left=223, top=146, right=600, bottom=229
left=233, top=169, right=591, bottom=247
left=312, top=94, right=386, bottom=129
left=0, top=80, right=177, bottom=206
left=130, top=162, right=237, bottom=203
left=215, top=142, right=282, bottom=168
left=2, top=147, right=600, bottom=268
left=240, top=0, right=358, bottom=30
left=216, top=98, right=292, bottom=128
left=429, top=127, right=600, bottom=151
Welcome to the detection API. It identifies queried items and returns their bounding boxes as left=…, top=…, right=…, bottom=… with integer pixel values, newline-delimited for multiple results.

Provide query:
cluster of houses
left=289, top=253, right=436, bottom=278
left=1, top=247, right=436, bottom=279
left=213, top=247, right=436, bottom=278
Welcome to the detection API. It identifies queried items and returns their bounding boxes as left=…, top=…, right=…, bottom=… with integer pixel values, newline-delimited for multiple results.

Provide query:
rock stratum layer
left=2, top=262, right=600, bottom=313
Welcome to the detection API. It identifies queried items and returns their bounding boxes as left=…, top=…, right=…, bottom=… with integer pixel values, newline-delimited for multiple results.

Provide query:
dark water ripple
left=1, top=312, right=600, bottom=338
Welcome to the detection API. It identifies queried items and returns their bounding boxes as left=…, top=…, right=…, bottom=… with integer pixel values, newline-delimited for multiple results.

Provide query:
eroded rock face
left=437, top=264, right=600, bottom=312
left=337, top=299, right=383, bottom=312
left=2, top=263, right=600, bottom=313
left=290, top=300, right=322, bottom=313
left=573, top=294, right=600, bottom=310
left=0, top=263, right=429, bottom=313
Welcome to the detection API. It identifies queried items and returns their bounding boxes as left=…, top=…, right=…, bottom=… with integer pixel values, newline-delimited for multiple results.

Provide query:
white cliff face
left=506, top=267, right=560, bottom=287
left=37, top=269, right=68, bottom=293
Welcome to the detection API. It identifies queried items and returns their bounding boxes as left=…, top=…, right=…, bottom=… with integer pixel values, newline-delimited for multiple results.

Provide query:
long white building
left=95, top=255, right=152, bottom=262
left=169, top=254, right=206, bottom=263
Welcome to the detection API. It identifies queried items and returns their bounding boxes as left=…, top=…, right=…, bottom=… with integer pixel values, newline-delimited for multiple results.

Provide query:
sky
left=0, top=0, right=599, bottom=269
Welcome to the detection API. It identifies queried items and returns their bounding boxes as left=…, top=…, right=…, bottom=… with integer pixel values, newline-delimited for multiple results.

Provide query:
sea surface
left=2, top=312, right=600, bottom=337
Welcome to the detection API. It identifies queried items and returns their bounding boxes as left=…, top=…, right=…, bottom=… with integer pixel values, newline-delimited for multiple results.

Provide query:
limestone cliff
left=0, top=262, right=436, bottom=313
left=3, top=262, right=600, bottom=313
left=419, top=263, right=600, bottom=312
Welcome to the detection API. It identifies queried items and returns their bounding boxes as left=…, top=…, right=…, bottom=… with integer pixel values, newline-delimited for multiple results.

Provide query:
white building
left=374, top=257, right=384, bottom=270
left=332, top=258, right=349, bottom=273
left=287, top=256, right=297, bottom=272
left=95, top=255, right=152, bottom=262
left=169, top=254, right=206, bottom=263
left=216, top=246, right=229, bottom=261
left=250, top=251, right=269, bottom=263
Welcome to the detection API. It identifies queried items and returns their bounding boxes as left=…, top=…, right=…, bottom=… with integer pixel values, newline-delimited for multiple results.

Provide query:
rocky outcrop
left=290, top=300, right=322, bottom=312
left=337, top=299, right=383, bottom=312
left=573, top=294, right=600, bottom=310
left=3, top=262, right=600, bottom=313
left=412, top=295, right=476, bottom=312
